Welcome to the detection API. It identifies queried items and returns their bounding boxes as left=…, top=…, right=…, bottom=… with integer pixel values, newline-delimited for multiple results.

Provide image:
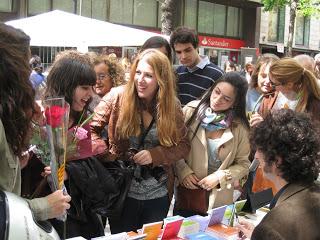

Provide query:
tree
left=159, top=0, right=175, bottom=36
left=262, top=0, right=320, bottom=57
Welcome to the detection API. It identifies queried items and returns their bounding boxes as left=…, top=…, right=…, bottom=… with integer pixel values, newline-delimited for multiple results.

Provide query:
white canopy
left=6, top=10, right=163, bottom=49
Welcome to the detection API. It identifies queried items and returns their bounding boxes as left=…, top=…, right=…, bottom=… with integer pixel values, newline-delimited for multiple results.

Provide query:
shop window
left=0, top=0, right=12, bottom=12
left=52, top=0, right=74, bottom=13
left=133, top=0, right=157, bottom=27
left=213, top=4, right=226, bottom=36
left=226, top=6, right=239, bottom=37
left=28, top=0, right=50, bottom=15
left=295, top=14, right=310, bottom=46
left=184, top=0, right=197, bottom=29
left=110, top=0, right=133, bottom=25
left=268, top=7, right=285, bottom=43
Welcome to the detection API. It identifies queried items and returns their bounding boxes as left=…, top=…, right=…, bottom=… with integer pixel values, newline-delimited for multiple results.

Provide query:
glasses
left=96, top=73, right=109, bottom=81
left=270, top=79, right=282, bottom=88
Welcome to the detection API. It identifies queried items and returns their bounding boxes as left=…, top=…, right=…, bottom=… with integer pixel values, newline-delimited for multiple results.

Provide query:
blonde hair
left=270, top=57, right=320, bottom=112
left=116, top=49, right=179, bottom=147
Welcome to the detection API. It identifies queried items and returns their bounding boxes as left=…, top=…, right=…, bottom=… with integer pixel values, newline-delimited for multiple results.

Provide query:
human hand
left=249, top=113, right=264, bottom=127
left=46, top=190, right=71, bottom=219
left=133, top=150, right=152, bottom=165
left=182, top=174, right=199, bottom=189
left=198, top=172, right=221, bottom=191
left=235, top=219, right=255, bottom=239
left=42, top=166, right=68, bottom=180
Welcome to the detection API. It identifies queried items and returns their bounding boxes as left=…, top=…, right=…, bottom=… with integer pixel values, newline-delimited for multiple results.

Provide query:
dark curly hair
left=0, top=23, right=35, bottom=156
left=170, top=26, right=199, bottom=49
left=250, top=109, right=320, bottom=184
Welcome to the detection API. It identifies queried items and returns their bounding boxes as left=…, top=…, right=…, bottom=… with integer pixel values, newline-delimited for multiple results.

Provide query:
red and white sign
left=199, top=35, right=245, bottom=49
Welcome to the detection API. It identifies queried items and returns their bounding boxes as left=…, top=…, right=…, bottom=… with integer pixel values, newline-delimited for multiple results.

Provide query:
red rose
left=45, top=105, right=66, bottom=128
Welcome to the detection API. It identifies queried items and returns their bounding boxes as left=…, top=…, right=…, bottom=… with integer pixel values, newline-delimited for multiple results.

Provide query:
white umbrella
left=6, top=10, right=163, bottom=49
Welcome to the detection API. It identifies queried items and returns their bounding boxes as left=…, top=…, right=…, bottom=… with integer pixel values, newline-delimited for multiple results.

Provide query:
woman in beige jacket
left=174, top=72, right=251, bottom=217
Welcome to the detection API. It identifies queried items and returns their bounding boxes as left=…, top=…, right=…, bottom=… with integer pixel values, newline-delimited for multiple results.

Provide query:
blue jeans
left=109, top=195, right=169, bottom=234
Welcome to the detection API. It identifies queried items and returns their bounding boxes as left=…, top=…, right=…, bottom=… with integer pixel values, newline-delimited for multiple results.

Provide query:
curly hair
left=170, top=26, right=199, bottom=49
left=93, top=55, right=126, bottom=87
left=250, top=109, right=320, bottom=184
left=0, top=23, right=35, bottom=156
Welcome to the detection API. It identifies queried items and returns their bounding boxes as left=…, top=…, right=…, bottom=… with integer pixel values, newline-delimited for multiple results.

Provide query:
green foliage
left=262, top=0, right=320, bottom=16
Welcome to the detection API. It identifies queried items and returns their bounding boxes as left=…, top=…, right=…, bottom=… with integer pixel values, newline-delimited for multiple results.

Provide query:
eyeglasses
left=96, top=73, right=109, bottom=81
left=270, top=79, right=282, bottom=88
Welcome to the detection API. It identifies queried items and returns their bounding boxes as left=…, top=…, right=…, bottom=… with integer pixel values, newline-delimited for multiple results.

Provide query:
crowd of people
left=0, top=22, right=319, bottom=240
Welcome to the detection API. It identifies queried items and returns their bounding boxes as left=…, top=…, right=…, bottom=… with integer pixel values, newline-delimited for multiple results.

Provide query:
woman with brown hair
left=0, top=23, right=70, bottom=222
left=249, top=57, right=320, bottom=194
left=91, top=49, right=190, bottom=233
left=250, top=57, right=320, bottom=126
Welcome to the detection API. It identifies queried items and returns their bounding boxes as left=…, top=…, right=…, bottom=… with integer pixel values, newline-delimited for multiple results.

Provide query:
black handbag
left=103, top=116, right=155, bottom=219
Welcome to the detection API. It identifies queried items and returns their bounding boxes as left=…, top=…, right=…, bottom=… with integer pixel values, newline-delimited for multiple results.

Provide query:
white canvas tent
left=6, top=10, right=163, bottom=50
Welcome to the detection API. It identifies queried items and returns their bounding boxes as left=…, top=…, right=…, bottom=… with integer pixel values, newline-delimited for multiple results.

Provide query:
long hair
left=186, top=72, right=249, bottom=131
left=269, top=57, right=320, bottom=113
left=93, top=54, right=126, bottom=87
left=45, top=50, right=96, bottom=124
left=0, top=23, right=35, bottom=156
left=117, top=49, right=180, bottom=147
left=250, top=53, right=279, bottom=89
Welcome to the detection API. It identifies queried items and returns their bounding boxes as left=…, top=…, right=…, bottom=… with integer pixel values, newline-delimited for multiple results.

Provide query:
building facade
left=259, top=6, right=320, bottom=57
left=1, top=0, right=262, bottom=68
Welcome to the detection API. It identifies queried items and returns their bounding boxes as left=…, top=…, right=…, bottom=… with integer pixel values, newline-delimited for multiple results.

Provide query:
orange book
left=252, top=167, right=277, bottom=195
left=142, top=221, right=163, bottom=240
left=207, top=224, right=238, bottom=240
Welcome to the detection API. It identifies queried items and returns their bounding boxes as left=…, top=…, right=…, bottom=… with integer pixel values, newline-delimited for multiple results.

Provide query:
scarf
left=200, top=107, right=233, bottom=132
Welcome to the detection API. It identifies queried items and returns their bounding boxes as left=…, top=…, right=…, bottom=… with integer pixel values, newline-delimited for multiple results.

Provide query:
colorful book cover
left=187, top=215, right=210, bottom=232
left=142, top=221, right=163, bottom=240
left=207, top=205, right=227, bottom=228
left=186, top=232, right=219, bottom=240
left=207, top=224, right=238, bottom=240
left=161, top=217, right=184, bottom=240
left=178, top=219, right=200, bottom=238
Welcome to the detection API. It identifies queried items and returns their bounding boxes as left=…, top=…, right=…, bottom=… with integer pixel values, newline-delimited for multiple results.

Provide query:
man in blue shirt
left=170, top=27, right=223, bottom=106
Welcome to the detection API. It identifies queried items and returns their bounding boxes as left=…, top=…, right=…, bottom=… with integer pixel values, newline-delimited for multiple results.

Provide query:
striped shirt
left=176, top=56, right=223, bottom=106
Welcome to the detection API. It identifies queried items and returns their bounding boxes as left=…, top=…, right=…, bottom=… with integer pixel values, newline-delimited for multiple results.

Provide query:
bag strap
left=138, top=115, right=155, bottom=149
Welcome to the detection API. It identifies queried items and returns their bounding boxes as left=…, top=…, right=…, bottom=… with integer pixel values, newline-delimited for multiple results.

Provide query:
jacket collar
left=276, top=182, right=311, bottom=207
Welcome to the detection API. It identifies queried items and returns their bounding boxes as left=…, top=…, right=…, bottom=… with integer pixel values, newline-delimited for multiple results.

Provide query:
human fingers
left=133, top=150, right=152, bottom=165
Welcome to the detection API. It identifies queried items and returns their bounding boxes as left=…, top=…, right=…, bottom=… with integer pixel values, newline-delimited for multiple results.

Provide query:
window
left=0, top=0, right=12, bottom=12
left=110, top=0, right=133, bottom=24
left=28, top=0, right=50, bottom=15
left=267, top=8, right=285, bottom=42
left=295, top=14, right=310, bottom=46
left=52, top=0, right=74, bottom=12
left=198, top=1, right=214, bottom=34
left=92, top=0, right=108, bottom=21
left=133, top=0, right=157, bottom=27
left=226, top=6, right=239, bottom=37
left=213, top=4, right=226, bottom=36
left=184, top=0, right=197, bottom=29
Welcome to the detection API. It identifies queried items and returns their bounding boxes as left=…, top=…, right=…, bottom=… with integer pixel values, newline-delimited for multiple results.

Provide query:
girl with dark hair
left=44, top=50, right=108, bottom=238
left=174, top=72, right=251, bottom=217
left=140, top=36, right=172, bottom=63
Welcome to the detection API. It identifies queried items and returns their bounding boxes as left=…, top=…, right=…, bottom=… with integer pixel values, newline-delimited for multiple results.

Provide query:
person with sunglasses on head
left=250, top=57, right=320, bottom=127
